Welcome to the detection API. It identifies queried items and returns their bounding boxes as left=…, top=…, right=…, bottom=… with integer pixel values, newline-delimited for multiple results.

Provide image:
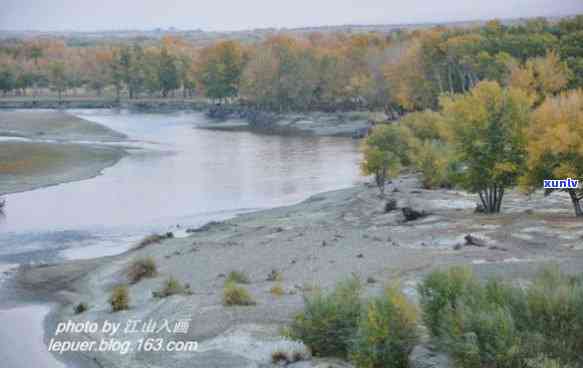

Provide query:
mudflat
left=0, top=110, right=126, bottom=141
left=0, top=110, right=126, bottom=195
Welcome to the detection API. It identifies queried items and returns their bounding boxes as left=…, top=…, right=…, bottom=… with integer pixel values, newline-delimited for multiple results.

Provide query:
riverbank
left=14, top=174, right=583, bottom=367
left=0, top=98, right=378, bottom=137
left=0, top=110, right=127, bottom=195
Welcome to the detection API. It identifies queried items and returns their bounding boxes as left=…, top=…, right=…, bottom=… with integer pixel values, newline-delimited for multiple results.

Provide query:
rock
left=453, top=243, right=463, bottom=251
left=402, top=207, right=429, bottom=222
left=409, top=344, right=452, bottom=368
left=356, top=253, right=364, bottom=258
left=385, top=198, right=398, bottom=213
left=464, top=234, right=487, bottom=247
left=474, top=203, right=486, bottom=213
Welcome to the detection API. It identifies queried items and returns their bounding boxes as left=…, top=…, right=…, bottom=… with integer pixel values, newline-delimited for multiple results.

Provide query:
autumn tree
left=159, top=47, right=178, bottom=97
left=361, top=125, right=407, bottom=195
left=441, top=81, right=533, bottom=213
left=520, top=90, right=583, bottom=217
left=48, top=61, right=66, bottom=102
left=199, top=41, right=244, bottom=102
left=508, top=51, right=571, bottom=105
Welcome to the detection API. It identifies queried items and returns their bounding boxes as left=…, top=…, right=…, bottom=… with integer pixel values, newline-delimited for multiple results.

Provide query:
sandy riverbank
left=14, top=174, right=583, bottom=368
left=0, top=110, right=127, bottom=196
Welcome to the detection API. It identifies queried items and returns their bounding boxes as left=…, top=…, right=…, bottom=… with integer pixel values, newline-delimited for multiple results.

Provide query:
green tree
left=441, top=81, right=533, bottom=213
left=199, top=41, right=244, bottom=102
left=48, top=61, right=66, bottom=102
left=0, top=69, right=16, bottom=96
left=361, top=125, right=407, bottom=195
left=159, top=47, right=178, bottom=97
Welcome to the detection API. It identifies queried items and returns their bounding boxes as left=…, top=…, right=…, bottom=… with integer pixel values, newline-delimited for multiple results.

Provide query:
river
left=0, top=109, right=362, bottom=368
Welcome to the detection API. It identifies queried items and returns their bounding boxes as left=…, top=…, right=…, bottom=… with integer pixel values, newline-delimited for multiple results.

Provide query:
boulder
left=402, top=207, right=429, bottom=222
left=385, top=199, right=398, bottom=213
left=409, top=344, right=452, bottom=368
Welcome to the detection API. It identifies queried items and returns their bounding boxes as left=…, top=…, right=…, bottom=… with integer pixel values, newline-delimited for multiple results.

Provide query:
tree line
left=0, top=16, right=581, bottom=113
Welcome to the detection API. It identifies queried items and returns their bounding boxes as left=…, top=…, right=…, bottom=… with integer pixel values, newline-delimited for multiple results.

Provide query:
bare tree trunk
left=568, top=189, right=583, bottom=217
left=479, top=185, right=504, bottom=213
left=375, top=167, right=387, bottom=196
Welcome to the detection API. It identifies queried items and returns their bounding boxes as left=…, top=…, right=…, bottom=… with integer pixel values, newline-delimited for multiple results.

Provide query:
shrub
left=226, top=270, right=250, bottom=284
left=350, top=286, right=419, bottom=368
left=74, top=302, right=88, bottom=314
left=288, top=277, right=362, bottom=358
left=411, top=141, right=457, bottom=189
left=270, top=283, right=285, bottom=297
left=133, top=232, right=173, bottom=250
left=417, top=266, right=481, bottom=337
left=153, top=277, right=191, bottom=298
left=110, top=285, right=130, bottom=312
left=419, top=266, right=583, bottom=368
left=223, top=281, right=256, bottom=306
left=127, top=257, right=157, bottom=284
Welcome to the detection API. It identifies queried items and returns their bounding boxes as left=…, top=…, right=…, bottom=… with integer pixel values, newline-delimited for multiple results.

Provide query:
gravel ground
left=14, top=175, right=583, bottom=368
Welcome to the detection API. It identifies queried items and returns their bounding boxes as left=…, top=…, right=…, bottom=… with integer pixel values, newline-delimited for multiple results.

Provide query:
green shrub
left=110, top=285, right=130, bottom=312
left=153, top=277, right=191, bottom=298
left=226, top=270, right=250, bottom=284
left=350, top=286, right=419, bottom=368
left=288, top=277, right=362, bottom=358
left=127, top=257, right=157, bottom=284
left=419, top=266, right=583, bottom=368
left=417, top=266, right=481, bottom=337
left=411, top=141, right=456, bottom=189
left=223, top=281, right=256, bottom=306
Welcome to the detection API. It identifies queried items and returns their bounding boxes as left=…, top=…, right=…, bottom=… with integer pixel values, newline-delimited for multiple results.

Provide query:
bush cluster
left=223, top=281, right=256, bottom=306
left=109, top=285, right=130, bottom=312
left=153, top=277, right=192, bottom=298
left=418, top=266, right=583, bottom=368
left=288, top=277, right=419, bottom=367
left=127, top=257, right=157, bottom=284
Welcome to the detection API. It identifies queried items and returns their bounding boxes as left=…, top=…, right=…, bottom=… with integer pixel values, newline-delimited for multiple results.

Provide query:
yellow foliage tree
left=508, top=51, right=571, bottom=105
left=520, top=89, right=583, bottom=216
left=441, top=81, right=533, bottom=213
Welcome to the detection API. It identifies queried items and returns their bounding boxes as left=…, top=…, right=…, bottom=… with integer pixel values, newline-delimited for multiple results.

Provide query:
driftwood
left=464, top=234, right=487, bottom=247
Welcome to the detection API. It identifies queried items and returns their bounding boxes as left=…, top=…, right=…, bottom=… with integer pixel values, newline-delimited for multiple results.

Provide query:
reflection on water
left=0, top=109, right=362, bottom=264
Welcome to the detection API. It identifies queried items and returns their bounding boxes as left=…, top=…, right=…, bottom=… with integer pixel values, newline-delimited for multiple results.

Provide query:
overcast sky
left=1, top=0, right=582, bottom=31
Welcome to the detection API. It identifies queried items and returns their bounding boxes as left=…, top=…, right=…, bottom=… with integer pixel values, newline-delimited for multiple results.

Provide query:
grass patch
left=133, top=232, right=174, bottom=250
left=126, top=257, right=157, bottom=284
left=270, top=283, right=285, bottom=297
left=109, top=285, right=130, bottom=312
left=153, top=277, right=192, bottom=298
left=223, top=281, right=256, bottom=306
left=226, top=270, right=250, bottom=284
left=418, top=266, right=583, bottom=368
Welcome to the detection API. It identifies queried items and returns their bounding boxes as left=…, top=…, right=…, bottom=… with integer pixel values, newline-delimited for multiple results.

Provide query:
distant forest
left=0, top=16, right=582, bottom=115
